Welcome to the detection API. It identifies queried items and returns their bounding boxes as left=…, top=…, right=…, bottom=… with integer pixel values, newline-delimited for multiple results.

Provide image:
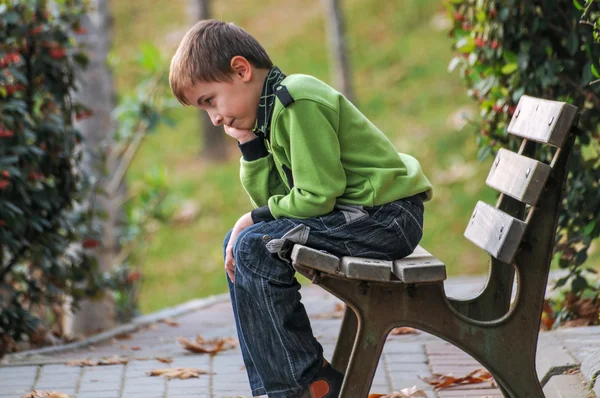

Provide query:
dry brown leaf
left=420, top=369, right=494, bottom=390
left=21, top=391, right=72, bottom=398
left=177, top=334, right=237, bottom=355
left=160, top=318, right=180, bottom=327
left=156, top=357, right=173, bottom=364
left=67, top=356, right=130, bottom=367
left=130, top=346, right=142, bottom=351
left=115, top=332, right=133, bottom=340
left=66, top=359, right=96, bottom=367
left=147, top=367, right=212, bottom=380
left=390, top=327, right=419, bottom=335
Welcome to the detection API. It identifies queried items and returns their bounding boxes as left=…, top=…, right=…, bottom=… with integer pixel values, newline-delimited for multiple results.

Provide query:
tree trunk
left=68, top=0, right=120, bottom=336
left=322, top=0, right=354, bottom=102
left=195, top=0, right=228, bottom=161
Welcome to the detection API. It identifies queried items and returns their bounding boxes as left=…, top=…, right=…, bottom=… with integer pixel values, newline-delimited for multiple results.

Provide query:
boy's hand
left=224, top=126, right=256, bottom=144
left=225, top=212, right=255, bottom=283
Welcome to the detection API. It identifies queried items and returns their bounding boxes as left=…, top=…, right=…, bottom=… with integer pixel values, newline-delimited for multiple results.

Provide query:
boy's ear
left=230, top=56, right=252, bottom=82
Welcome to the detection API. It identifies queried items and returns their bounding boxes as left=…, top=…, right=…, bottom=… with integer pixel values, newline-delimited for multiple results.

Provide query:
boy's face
left=183, top=57, right=263, bottom=131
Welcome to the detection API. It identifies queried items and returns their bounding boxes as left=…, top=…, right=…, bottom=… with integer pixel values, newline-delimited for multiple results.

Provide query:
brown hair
left=169, top=19, right=273, bottom=105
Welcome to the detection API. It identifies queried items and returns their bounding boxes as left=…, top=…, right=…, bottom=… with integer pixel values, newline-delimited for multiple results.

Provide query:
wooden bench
left=290, top=95, right=579, bottom=398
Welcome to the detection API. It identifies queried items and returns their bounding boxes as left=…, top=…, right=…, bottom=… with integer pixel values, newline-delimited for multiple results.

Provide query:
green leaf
left=567, top=32, right=579, bottom=56
left=456, top=37, right=476, bottom=53
left=592, top=64, right=600, bottom=79
left=571, top=275, right=589, bottom=293
left=573, top=0, right=584, bottom=10
left=503, top=51, right=518, bottom=63
left=501, top=63, right=518, bottom=74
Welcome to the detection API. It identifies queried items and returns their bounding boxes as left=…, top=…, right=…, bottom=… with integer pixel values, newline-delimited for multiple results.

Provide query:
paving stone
left=542, top=373, right=595, bottom=398
left=77, top=391, right=121, bottom=398
left=437, top=387, right=503, bottom=396
left=0, top=387, right=32, bottom=396
left=536, top=344, right=578, bottom=386
left=581, top=348, right=600, bottom=389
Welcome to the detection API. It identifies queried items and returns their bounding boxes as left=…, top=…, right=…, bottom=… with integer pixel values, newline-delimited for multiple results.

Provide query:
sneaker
left=297, top=359, right=344, bottom=398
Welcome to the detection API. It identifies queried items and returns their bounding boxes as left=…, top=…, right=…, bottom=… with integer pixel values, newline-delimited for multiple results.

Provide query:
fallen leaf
left=177, top=335, right=237, bottom=355
left=420, top=369, right=494, bottom=390
left=21, top=391, right=72, bottom=398
left=390, top=327, right=419, bottom=335
left=147, top=367, right=212, bottom=380
left=160, top=318, right=180, bottom=327
left=130, top=346, right=142, bottom=351
left=115, top=332, right=133, bottom=340
left=67, top=356, right=130, bottom=367
left=368, top=386, right=428, bottom=397
left=156, top=357, right=173, bottom=364
left=97, top=356, right=130, bottom=365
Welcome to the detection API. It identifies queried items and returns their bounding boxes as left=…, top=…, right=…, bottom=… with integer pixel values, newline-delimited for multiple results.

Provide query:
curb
left=4, top=292, right=230, bottom=361
left=582, top=348, right=600, bottom=391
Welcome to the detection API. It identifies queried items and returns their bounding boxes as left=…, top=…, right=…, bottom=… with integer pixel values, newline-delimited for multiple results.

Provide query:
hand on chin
left=224, top=124, right=256, bottom=144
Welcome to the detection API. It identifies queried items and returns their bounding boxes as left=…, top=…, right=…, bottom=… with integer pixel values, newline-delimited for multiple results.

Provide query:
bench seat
left=291, top=244, right=446, bottom=284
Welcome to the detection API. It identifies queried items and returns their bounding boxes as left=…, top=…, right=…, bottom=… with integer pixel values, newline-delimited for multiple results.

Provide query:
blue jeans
left=223, top=196, right=424, bottom=397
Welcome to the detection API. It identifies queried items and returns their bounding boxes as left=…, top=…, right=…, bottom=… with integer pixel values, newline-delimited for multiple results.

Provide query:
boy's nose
left=209, top=112, right=223, bottom=126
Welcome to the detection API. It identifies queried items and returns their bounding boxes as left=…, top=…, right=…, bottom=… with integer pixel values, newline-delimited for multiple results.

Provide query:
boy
left=169, top=19, right=432, bottom=398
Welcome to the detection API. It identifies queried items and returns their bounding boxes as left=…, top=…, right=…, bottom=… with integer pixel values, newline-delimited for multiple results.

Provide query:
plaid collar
left=254, top=66, right=286, bottom=139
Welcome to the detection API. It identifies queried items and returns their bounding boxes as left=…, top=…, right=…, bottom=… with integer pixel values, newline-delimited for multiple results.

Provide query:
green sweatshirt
left=239, top=69, right=432, bottom=222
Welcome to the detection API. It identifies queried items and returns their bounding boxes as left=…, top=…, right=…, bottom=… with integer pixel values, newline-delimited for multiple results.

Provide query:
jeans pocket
left=343, top=201, right=423, bottom=260
left=235, top=222, right=297, bottom=285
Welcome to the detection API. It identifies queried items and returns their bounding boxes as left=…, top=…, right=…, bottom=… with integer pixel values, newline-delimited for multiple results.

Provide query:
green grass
left=110, top=0, right=497, bottom=313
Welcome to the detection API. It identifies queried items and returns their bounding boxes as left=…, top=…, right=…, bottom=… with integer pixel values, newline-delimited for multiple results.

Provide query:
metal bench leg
left=331, top=304, right=357, bottom=374
left=338, top=310, right=388, bottom=398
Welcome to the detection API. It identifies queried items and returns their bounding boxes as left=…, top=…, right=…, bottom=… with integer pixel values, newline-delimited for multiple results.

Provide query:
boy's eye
left=205, top=98, right=212, bottom=105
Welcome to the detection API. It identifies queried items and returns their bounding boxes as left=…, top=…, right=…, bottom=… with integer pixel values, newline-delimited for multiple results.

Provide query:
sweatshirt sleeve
left=239, top=139, right=288, bottom=209
left=265, top=99, right=346, bottom=219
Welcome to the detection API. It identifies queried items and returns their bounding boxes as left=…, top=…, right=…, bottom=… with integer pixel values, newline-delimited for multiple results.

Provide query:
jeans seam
left=233, top=280, right=265, bottom=392
left=260, top=277, right=303, bottom=391
left=391, top=201, right=423, bottom=232
left=393, top=219, right=414, bottom=252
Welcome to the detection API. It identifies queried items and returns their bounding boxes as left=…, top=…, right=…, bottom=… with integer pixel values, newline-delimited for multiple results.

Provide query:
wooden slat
left=507, top=95, right=577, bottom=147
left=392, top=246, right=446, bottom=283
left=486, top=148, right=551, bottom=205
left=464, top=201, right=527, bottom=263
left=340, top=257, right=392, bottom=281
left=291, top=245, right=340, bottom=274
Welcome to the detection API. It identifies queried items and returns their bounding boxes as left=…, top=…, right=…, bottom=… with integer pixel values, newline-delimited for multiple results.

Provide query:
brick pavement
left=1, top=275, right=596, bottom=398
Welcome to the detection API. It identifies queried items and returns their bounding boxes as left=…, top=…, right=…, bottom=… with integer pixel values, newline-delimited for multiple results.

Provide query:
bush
left=0, top=1, right=105, bottom=353
left=447, top=0, right=600, bottom=324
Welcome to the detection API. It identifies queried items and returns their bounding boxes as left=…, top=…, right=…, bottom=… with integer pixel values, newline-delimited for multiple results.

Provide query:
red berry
left=82, top=239, right=100, bottom=248
left=453, top=11, right=464, bottom=22
left=491, top=41, right=499, bottom=50
left=0, top=128, right=14, bottom=138
left=49, top=48, right=66, bottom=59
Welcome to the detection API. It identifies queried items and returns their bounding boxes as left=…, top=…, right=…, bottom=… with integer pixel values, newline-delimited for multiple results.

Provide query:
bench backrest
left=463, top=96, right=578, bottom=264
